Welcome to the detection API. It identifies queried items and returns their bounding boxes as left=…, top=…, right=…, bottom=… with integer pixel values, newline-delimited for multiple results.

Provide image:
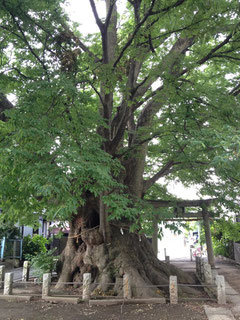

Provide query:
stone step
left=204, top=305, right=236, bottom=320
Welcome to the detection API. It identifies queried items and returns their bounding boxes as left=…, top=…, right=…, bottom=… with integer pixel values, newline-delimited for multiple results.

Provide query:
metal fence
left=0, top=237, right=23, bottom=260
left=234, top=243, right=240, bottom=263
left=0, top=267, right=225, bottom=305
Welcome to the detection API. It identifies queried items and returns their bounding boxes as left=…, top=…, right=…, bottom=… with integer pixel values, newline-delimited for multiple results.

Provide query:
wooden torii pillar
left=152, top=215, right=158, bottom=257
left=202, top=208, right=215, bottom=268
left=148, top=199, right=216, bottom=264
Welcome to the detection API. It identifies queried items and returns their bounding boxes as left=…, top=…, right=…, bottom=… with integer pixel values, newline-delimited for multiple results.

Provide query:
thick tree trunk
left=56, top=201, right=197, bottom=297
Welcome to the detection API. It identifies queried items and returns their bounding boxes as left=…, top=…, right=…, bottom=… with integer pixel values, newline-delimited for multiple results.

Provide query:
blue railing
left=0, top=237, right=5, bottom=260
left=0, top=237, right=23, bottom=260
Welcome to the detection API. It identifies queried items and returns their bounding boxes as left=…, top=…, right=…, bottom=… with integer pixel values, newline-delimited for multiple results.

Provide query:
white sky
left=63, top=0, right=104, bottom=33
left=63, top=0, right=127, bottom=34
left=63, top=0, right=201, bottom=200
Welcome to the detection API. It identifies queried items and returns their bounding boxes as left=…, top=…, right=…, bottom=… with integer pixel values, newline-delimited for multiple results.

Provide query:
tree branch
left=10, top=14, right=50, bottom=81
left=113, top=0, right=189, bottom=68
left=138, top=18, right=204, bottom=47
left=114, top=130, right=172, bottom=159
left=77, top=39, right=101, bottom=62
left=151, top=0, right=186, bottom=15
left=177, top=32, right=237, bottom=80
left=89, top=81, right=105, bottom=107
left=143, top=159, right=211, bottom=193
left=135, top=37, right=194, bottom=129
left=105, top=0, right=117, bottom=30
left=113, top=0, right=156, bottom=68
left=132, top=37, right=194, bottom=113
left=132, top=85, right=163, bottom=113
left=8, top=67, right=34, bottom=80
left=211, top=54, right=240, bottom=61
left=109, top=101, right=130, bottom=151
left=0, top=93, right=14, bottom=121
left=109, top=3, right=192, bottom=149
left=143, top=161, right=177, bottom=193
left=197, top=33, right=233, bottom=65
left=230, top=83, right=240, bottom=96
left=89, top=0, right=104, bottom=32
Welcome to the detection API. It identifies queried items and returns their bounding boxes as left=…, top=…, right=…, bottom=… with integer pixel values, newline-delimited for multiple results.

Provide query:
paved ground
left=2, top=265, right=34, bottom=281
left=204, top=305, right=235, bottom=320
left=215, top=260, right=240, bottom=298
left=172, top=258, right=240, bottom=320
left=172, top=258, right=240, bottom=297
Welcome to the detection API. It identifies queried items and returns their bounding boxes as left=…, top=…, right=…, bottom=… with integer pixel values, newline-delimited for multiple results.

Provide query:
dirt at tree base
left=0, top=299, right=214, bottom=320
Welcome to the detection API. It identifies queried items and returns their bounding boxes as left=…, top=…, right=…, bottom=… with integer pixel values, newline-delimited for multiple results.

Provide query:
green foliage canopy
left=211, top=218, right=240, bottom=257
left=0, top=0, right=240, bottom=228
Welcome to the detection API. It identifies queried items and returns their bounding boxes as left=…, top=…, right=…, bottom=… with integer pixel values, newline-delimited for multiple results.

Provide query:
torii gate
left=148, top=199, right=216, bottom=268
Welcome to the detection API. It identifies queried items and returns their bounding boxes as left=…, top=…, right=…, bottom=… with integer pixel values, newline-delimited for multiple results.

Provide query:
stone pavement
left=2, top=265, right=34, bottom=281
left=204, top=305, right=235, bottom=320
left=172, top=258, right=240, bottom=320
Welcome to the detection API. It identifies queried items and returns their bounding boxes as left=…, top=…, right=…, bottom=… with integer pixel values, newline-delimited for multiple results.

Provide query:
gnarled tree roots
left=56, top=227, right=197, bottom=298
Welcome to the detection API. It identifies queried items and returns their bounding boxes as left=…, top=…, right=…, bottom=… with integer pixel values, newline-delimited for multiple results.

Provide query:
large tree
left=0, top=0, right=240, bottom=296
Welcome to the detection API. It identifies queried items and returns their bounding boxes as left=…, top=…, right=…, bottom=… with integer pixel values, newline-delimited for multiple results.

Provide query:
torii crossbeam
left=148, top=198, right=217, bottom=268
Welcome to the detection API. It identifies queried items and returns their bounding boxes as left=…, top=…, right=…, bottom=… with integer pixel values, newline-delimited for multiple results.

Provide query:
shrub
left=30, top=249, right=59, bottom=280
left=196, top=218, right=240, bottom=259
left=211, top=218, right=240, bottom=258
left=22, top=234, right=48, bottom=260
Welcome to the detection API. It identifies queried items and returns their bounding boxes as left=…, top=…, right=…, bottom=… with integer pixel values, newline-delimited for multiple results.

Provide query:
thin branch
left=123, top=0, right=187, bottom=55
left=230, top=83, right=240, bottom=96
left=77, top=39, right=101, bottom=62
left=232, top=89, right=240, bottom=96
left=10, top=14, right=50, bottom=81
left=150, top=0, right=186, bottom=15
left=89, top=0, right=104, bottom=32
left=211, top=54, right=240, bottom=61
left=132, top=76, right=149, bottom=96
left=197, top=33, right=233, bottom=65
left=132, top=85, right=163, bottom=112
left=105, top=0, right=117, bottom=30
left=133, top=37, right=194, bottom=112
left=136, top=39, right=194, bottom=128
left=113, top=0, right=156, bottom=68
left=138, top=19, right=204, bottom=47
left=144, top=158, right=211, bottom=193
left=88, top=81, right=105, bottom=107
left=110, top=103, right=130, bottom=152
left=9, top=67, right=34, bottom=80
left=148, top=34, right=155, bottom=53
left=177, top=35, right=237, bottom=81
left=114, top=131, right=172, bottom=158
left=0, top=25, right=23, bottom=41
